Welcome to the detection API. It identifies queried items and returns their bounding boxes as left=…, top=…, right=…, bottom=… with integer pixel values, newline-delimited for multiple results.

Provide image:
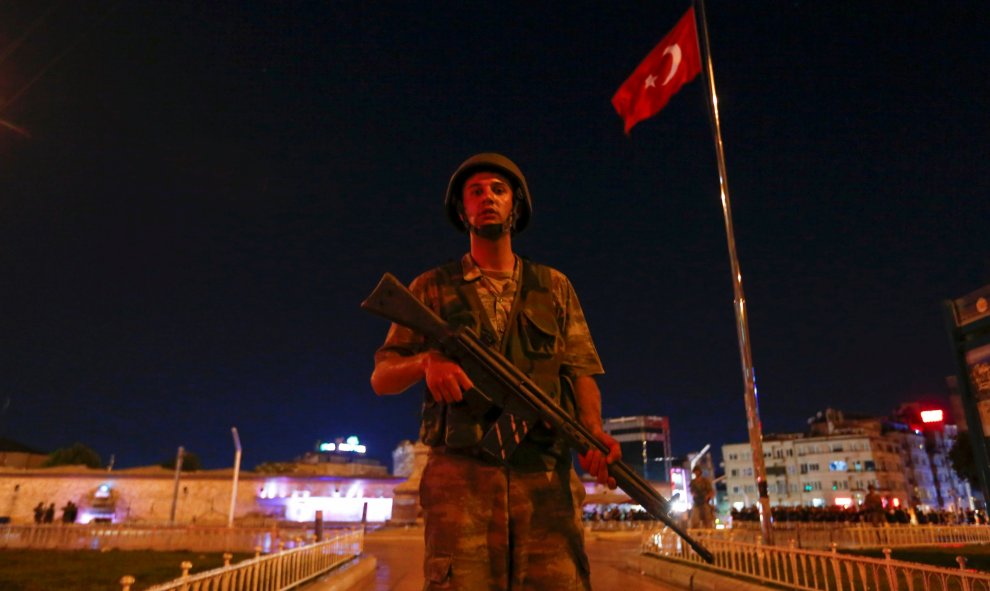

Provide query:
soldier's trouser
left=420, top=450, right=591, bottom=591
left=689, top=504, right=713, bottom=529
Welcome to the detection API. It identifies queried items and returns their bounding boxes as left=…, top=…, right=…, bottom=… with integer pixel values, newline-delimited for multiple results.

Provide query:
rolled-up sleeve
left=373, top=272, right=435, bottom=362
left=553, top=273, right=604, bottom=379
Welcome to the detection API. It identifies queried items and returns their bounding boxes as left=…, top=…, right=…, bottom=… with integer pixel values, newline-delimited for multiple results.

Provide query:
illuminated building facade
left=722, top=407, right=970, bottom=511
left=0, top=436, right=404, bottom=525
left=602, top=415, right=671, bottom=482
left=293, top=436, right=388, bottom=477
left=0, top=466, right=403, bottom=525
left=891, top=403, right=972, bottom=510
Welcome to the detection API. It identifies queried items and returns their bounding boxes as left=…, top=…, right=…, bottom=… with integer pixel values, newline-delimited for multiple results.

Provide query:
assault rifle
left=361, top=272, right=714, bottom=563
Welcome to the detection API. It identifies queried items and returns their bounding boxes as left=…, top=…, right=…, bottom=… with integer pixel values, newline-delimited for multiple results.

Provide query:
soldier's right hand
left=423, top=350, right=474, bottom=403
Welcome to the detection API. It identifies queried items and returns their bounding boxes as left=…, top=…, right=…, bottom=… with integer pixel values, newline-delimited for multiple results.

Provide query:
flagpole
left=693, top=0, right=774, bottom=545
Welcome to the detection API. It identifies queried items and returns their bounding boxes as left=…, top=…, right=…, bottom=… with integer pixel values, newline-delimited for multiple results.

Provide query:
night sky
left=0, top=1, right=987, bottom=471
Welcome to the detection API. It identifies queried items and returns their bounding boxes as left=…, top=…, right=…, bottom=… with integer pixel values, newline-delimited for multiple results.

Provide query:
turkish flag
left=612, top=8, right=702, bottom=133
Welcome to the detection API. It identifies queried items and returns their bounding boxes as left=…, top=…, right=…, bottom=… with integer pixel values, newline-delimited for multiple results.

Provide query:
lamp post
left=228, top=427, right=242, bottom=528
left=169, top=446, right=184, bottom=525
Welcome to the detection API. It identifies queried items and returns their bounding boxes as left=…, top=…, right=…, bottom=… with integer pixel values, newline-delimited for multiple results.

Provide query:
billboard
left=966, top=344, right=990, bottom=437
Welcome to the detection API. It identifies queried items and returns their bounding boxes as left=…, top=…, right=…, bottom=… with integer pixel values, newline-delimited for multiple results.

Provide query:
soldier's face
left=461, top=172, right=514, bottom=230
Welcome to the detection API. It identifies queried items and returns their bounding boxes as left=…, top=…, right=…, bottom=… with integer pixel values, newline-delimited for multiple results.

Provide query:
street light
left=169, top=446, right=184, bottom=525
left=228, top=427, right=242, bottom=528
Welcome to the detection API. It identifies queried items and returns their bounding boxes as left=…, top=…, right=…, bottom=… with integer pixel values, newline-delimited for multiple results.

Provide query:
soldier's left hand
left=578, top=430, right=621, bottom=490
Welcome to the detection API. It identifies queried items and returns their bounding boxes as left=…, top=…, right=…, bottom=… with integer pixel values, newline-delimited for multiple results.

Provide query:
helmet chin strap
left=458, top=197, right=519, bottom=240
left=465, top=208, right=516, bottom=240
left=469, top=219, right=512, bottom=240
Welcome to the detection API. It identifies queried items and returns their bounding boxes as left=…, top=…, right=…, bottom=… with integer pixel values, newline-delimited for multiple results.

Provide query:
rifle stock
left=362, top=272, right=714, bottom=563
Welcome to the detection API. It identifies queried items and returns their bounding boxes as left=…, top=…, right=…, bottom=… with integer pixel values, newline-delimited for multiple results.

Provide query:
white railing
left=646, top=527, right=990, bottom=591
left=120, top=528, right=364, bottom=591
left=695, top=524, right=990, bottom=550
left=0, top=523, right=318, bottom=553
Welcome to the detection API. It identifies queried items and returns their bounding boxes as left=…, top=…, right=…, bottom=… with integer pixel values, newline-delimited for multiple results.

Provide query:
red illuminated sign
left=920, top=410, right=944, bottom=424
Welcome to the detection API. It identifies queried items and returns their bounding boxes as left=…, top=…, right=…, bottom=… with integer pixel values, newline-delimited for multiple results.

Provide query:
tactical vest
left=419, top=259, right=576, bottom=471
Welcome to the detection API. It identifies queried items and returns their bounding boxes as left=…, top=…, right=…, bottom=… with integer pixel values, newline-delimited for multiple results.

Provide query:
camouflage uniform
left=863, top=489, right=884, bottom=525
left=376, top=253, right=603, bottom=590
left=689, top=474, right=714, bottom=529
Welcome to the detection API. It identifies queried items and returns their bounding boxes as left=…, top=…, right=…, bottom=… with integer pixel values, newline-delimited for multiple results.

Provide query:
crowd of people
left=32, top=500, right=78, bottom=524
left=583, top=507, right=653, bottom=522
left=730, top=504, right=988, bottom=525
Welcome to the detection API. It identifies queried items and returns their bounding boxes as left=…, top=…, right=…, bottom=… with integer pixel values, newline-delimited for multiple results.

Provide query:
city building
left=890, top=403, right=971, bottom=510
left=602, top=415, right=671, bottom=483
left=0, top=436, right=399, bottom=525
left=0, top=464, right=403, bottom=525
left=722, top=408, right=969, bottom=512
left=291, top=436, right=388, bottom=477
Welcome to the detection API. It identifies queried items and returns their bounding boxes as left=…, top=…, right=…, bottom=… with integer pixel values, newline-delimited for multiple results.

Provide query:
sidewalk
left=353, top=526, right=684, bottom=591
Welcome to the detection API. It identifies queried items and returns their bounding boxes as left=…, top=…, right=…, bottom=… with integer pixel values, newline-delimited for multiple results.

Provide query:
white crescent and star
left=643, top=43, right=682, bottom=90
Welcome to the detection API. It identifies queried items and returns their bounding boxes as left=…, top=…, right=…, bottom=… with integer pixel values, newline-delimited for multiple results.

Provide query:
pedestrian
left=688, top=466, right=715, bottom=528
left=33, top=502, right=44, bottom=524
left=862, top=484, right=884, bottom=525
left=43, top=503, right=55, bottom=524
left=371, top=153, right=621, bottom=590
left=61, top=501, right=77, bottom=524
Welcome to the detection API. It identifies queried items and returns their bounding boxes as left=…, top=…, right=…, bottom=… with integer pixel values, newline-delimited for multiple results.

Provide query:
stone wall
left=0, top=451, right=47, bottom=469
left=0, top=466, right=404, bottom=525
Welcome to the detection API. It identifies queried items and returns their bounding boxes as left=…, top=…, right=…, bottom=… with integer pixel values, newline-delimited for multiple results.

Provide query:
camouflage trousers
left=420, top=450, right=591, bottom=591
left=689, top=503, right=714, bottom=528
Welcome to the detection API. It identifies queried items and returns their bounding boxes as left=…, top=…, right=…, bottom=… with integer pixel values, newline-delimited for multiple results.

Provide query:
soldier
left=371, top=153, right=621, bottom=590
left=688, top=466, right=715, bottom=528
left=862, top=484, right=884, bottom=525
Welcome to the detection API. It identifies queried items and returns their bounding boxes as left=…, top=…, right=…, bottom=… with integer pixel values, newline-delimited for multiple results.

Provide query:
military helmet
left=444, top=152, right=533, bottom=234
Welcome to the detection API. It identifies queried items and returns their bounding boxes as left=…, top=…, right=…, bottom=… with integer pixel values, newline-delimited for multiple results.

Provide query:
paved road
left=357, top=527, right=682, bottom=591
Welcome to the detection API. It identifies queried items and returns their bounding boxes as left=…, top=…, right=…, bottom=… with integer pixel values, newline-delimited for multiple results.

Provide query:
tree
left=44, top=443, right=102, bottom=468
left=949, top=434, right=982, bottom=490
left=160, top=450, right=202, bottom=472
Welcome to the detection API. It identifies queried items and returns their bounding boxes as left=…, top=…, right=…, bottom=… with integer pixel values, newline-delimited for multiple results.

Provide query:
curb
left=300, top=555, right=378, bottom=591
left=632, top=554, right=778, bottom=591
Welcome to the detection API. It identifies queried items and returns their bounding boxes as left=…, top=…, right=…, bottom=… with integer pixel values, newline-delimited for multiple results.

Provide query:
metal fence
left=120, top=528, right=364, bottom=591
left=695, top=524, right=990, bottom=550
left=0, top=523, right=323, bottom=553
left=646, top=527, right=990, bottom=591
